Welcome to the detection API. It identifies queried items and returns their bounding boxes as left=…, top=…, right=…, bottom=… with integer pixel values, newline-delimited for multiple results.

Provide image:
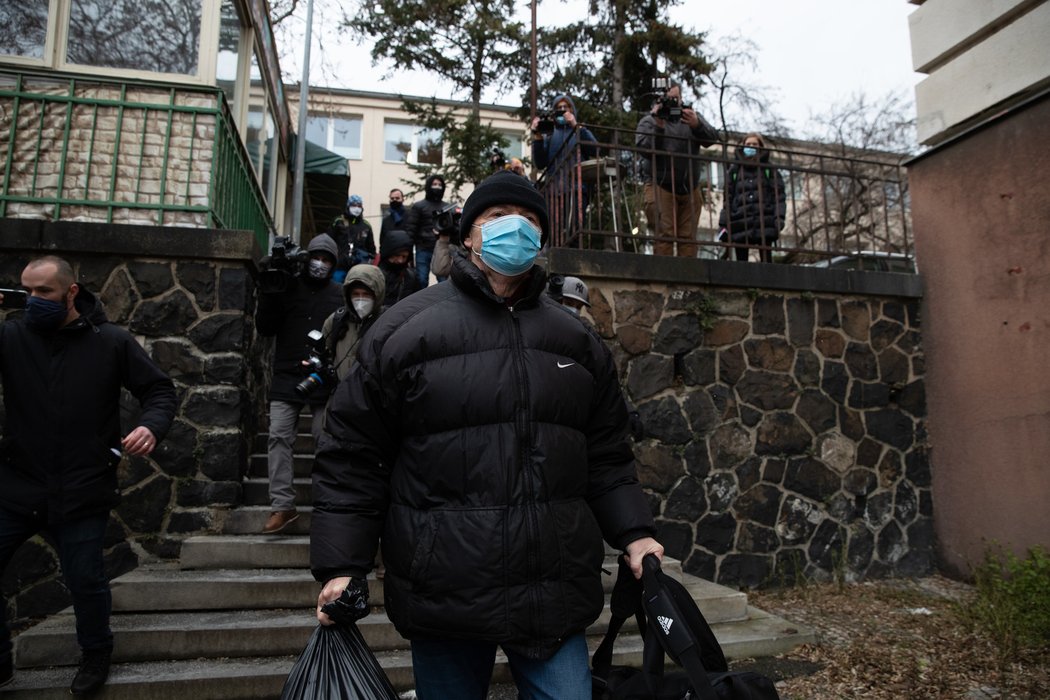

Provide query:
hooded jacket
left=311, top=251, right=655, bottom=657
left=531, top=95, right=598, bottom=186
left=0, top=287, right=177, bottom=524
left=320, top=264, right=385, bottom=382
left=718, top=145, right=787, bottom=244
left=405, top=175, right=449, bottom=253
left=378, top=229, right=421, bottom=309
left=255, top=233, right=344, bottom=404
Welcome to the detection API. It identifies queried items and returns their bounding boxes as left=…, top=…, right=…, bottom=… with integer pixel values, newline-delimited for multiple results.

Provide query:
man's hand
left=317, top=576, right=370, bottom=626
left=122, top=426, right=157, bottom=456
left=682, top=108, right=700, bottom=129
left=624, top=537, right=664, bottom=579
left=562, top=110, right=578, bottom=128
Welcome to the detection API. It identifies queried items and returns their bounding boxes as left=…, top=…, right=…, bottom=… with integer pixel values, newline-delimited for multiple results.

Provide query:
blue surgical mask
left=473, top=214, right=541, bottom=277
left=555, top=115, right=567, bottom=127
left=743, top=146, right=758, bottom=158
left=25, top=295, right=68, bottom=332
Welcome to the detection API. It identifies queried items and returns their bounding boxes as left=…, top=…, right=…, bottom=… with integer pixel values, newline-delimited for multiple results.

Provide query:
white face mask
left=348, top=206, right=363, bottom=218
left=352, top=298, right=374, bottom=318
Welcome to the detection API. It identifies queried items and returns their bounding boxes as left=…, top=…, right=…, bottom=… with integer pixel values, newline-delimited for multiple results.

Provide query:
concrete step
left=242, top=477, right=312, bottom=506
left=16, top=585, right=757, bottom=670
left=6, top=609, right=813, bottom=697
left=180, top=535, right=313, bottom=570
left=222, top=506, right=314, bottom=535
left=247, top=453, right=315, bottom=479
left=109, top=566, right=323, bottom=612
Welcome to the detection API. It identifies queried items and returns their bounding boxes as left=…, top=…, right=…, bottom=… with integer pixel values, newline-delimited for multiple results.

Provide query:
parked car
left=807, top=251, right=917, bottom=273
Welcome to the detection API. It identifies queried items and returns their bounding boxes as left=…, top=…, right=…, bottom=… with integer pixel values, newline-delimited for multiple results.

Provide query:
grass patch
left=956, top=545, right=1050, bottom=662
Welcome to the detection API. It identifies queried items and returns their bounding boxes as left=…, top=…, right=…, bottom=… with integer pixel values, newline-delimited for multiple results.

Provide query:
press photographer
left=634, top=77, right=719, bottom=258
left=254, top=233, right=343, bottom=534
left=429, top=202, right=464, bottom=280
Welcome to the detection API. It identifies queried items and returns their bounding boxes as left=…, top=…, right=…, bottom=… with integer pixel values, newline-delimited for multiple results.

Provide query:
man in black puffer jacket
left=312, top=170, right=662, bottom=699
left=0, top=255, right=176, bottom=695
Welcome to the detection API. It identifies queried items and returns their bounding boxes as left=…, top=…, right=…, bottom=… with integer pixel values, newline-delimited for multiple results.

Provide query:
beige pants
left=644, top=184, right=703, bottom=257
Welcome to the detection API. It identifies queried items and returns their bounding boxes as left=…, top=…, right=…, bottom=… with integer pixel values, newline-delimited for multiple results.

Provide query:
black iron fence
left=534, top=125, right=913, bottom=270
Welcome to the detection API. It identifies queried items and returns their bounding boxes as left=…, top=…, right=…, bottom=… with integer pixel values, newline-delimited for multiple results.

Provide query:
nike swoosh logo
left=557, top=362, right=575, bottom=369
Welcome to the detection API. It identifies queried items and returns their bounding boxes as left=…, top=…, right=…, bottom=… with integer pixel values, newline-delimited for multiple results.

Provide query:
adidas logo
left=658, top=614, right=674, bottom=635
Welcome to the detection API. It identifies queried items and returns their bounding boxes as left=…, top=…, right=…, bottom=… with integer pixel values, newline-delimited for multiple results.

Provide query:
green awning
left=296, top=136, right=350, bottom=176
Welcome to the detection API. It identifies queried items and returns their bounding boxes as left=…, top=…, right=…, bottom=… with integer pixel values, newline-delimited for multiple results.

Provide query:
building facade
left=906, top=0, right=1050, bottom=575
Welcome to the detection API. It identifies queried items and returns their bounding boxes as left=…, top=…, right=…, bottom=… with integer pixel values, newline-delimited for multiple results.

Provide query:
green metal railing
left=0, top=70, right=271, bottom=250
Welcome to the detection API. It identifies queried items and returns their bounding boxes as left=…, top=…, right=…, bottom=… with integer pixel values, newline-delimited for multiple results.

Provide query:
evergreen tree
left=530, top=0, right=712, bottom=136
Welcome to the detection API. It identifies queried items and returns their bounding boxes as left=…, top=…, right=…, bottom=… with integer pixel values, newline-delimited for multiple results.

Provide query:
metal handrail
left=534, top=123, right=913, bottom=268
left=0, top=69, right=272, bottom=250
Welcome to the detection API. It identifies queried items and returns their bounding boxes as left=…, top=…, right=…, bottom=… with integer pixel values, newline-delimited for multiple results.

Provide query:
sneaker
left=261, top=510, right=299, bottom=534
left=0, top=653, right=12, bottom=688
left=70, top=648, right=110, bottom=696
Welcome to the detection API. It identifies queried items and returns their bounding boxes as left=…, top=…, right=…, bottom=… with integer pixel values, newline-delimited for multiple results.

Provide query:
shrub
left=958, top=545, right=1050, bottom=661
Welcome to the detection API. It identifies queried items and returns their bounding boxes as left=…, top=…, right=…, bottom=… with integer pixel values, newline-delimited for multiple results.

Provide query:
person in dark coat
left=327, top=194, right=377, bottom=282
left=377, top=229, right=421, bottom=309
left=379, top=188, right=407, bottom=251
left=0, top=255, right=177, bottom=695
left=404, top=174, right=449, bottom=287
left=311, top=170, right=662, bottom=699
left=254, top=234, right=343, bottom=534
left=717, top=133, right=787, bottom=263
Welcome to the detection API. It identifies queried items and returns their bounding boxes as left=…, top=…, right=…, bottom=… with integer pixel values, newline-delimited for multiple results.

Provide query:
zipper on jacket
left=507, top=305, right=542, bottom=631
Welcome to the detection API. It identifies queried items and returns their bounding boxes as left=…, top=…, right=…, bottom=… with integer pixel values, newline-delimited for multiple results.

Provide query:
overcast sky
left=286, top=0, right=920, bottom=133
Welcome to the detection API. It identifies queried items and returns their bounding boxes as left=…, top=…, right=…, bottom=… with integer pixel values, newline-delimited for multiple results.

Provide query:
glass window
left=384, top=122, right=414, bottom=163
left=384, top=122, right=442, bottom=165
left=416, top=128, right=443, bottom=166
left=307, top=114, right=362, bottom=160
left=66, top=0, right=202, bottom=75
left=0, top=0, right=50, bottom=59
left=331, top=116, right=361, bottom=160
left=215, top=0, right=243, bottom=108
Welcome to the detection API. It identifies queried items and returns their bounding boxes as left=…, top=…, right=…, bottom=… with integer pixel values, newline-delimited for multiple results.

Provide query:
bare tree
left=778, top=90, right=918, bottom=260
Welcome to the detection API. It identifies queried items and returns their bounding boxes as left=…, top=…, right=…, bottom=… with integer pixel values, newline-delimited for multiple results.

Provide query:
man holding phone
left=0, top=255, right=176, bottom=695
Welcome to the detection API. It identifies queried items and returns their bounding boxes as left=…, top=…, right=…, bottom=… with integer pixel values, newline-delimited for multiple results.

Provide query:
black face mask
left=389, top=201, right=404, bottom=210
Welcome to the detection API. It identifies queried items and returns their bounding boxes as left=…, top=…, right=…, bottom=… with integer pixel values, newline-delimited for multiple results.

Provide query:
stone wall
left=551, top=249, right=932, bottom=587
left=0, top=220, right=265, bottom=630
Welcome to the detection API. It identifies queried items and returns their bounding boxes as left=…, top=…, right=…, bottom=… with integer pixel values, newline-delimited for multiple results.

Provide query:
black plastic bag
left=280, top=623, right=398, bottom=700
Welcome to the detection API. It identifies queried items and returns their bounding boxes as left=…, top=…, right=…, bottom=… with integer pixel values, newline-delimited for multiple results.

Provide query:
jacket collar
left=450, top=250, right=547, bottom=309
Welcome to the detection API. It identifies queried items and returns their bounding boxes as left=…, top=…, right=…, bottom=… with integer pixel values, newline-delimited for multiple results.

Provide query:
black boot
left=70, top=648, right=111, bottom=696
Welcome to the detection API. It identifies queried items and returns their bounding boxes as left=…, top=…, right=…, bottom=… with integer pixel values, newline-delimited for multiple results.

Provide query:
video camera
left=433, top=202, right=463, bottom=244
left=546, top=273, right=565, bottom=302
left=295, top=329, right=338, bottom=397
left=651, top=77, right=691, bottom=124
left=259, top=236, right=309, bottom=294
left=534, top=108, right=568, bottom=135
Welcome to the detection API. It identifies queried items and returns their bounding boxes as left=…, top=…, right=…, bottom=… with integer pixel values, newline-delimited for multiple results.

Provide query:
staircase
left=5, top=415, right=814, bottom=698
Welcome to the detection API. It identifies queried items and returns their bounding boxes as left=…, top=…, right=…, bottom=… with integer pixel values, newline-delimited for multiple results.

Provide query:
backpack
left=591, top=555, right=781, bottom=700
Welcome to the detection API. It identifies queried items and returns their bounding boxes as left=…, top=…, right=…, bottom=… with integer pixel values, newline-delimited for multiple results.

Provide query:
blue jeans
left=0, top=508, right=113, bottom=660
left=410, top=632, right=591, bottom=700
left=415, top=248, right=433, bottom=288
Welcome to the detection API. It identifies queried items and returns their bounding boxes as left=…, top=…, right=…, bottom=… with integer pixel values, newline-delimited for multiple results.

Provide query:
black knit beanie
left=458, top=170, right=550, bottom=245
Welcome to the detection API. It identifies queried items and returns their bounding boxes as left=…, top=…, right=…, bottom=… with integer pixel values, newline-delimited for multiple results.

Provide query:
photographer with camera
left=405, top=174, right=450, bottom=287
left=531, top=95, right=598, bottom=234
left=255, top=234, right=344, bottom=534
left=635, top=80, right=719, bottom=258
left=428, top=202, right=463, bottom=280
left=0, top=255, right=176, bottom=694
left=318, top=264, right=385, bottom=388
